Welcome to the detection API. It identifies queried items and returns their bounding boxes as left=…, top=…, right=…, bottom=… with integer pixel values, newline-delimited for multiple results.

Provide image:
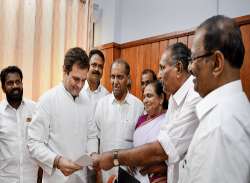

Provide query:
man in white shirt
left=93, top=43, right=201, bottom=183
left=82, top=49, right=109, bottom=182
left=179, top=15, right=250, bottom=183
left=27, top=47, right=98, bottom=183
left=0, top=66, right=39, bottom=183
left=82, top=49, right=109, bottom=115
left=94, top=59, right=144, bottom=182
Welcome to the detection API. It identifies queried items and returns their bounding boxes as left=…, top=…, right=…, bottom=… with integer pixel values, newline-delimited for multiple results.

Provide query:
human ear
left=212, top=50, right=224, bottom=77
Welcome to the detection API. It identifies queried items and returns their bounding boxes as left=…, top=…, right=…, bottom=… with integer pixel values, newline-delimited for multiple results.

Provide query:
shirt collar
left=84, top=80, right=102, bottom=94
left=60, top=82, right=81, bottom=101
left=172, top=75, right=194, bottom=106
left=110, top=92, right=131, bottom=105
left=196, top=80, right=242, bottom=121
left=1, top=98, right=25, bottom=112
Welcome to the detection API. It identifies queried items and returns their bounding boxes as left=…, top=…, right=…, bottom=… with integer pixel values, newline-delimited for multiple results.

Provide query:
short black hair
left=197, top=15, right=245, bottom=68
left=0, top=66, right=23, bottom=89
left=141, top=69, right=157, bottom=81
left=64, top=47, right=89, bottom=74
left=148, top=80, right=168, bottom=109
left=168, top=42, right=191, bottom=71
left=89, top=49, right=105, bottom=63
left=111, top=59, right=130, bottom=76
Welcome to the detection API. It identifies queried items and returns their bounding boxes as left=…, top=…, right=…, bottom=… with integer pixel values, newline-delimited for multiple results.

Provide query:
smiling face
left=189, top=29, right=216, bottom=97
left=110, top=63, right=129, bottom=100
left=87, top=54, right=104, bottom=82
left=143, top=83, right=163, bottom=116
left=3, top=72, right=23, bottom=103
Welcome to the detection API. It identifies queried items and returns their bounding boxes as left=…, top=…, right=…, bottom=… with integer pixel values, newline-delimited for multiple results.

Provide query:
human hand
left=93, top=151, right=114, bottom=171
left=151, top=176, right=167, bottom=183
left=139, top=162, right=167, bottom=177
left=58, top=157, right=82, bottom=176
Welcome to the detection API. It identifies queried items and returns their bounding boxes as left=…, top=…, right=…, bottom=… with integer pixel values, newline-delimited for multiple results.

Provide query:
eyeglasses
left=190, top=52, right=214, bottom=63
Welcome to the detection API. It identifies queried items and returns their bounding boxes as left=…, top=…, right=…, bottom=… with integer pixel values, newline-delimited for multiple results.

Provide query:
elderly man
left=179, top=15, right=250, bottom=183
left=93, top=59, right=144, bottom=182
left=0, top=66, right=39, bottom=183
left=27, top=47, right=98, bottom=183
left=93, top=42, right=201, bottom=183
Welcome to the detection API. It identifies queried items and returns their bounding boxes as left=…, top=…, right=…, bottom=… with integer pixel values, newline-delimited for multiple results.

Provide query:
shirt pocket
left=121, top=119, right=135, bottom=143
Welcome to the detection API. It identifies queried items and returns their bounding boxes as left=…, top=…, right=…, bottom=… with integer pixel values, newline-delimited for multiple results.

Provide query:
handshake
left=54, top=150, right=167, bottom=183
left=54, top=151, right=116, bottom=176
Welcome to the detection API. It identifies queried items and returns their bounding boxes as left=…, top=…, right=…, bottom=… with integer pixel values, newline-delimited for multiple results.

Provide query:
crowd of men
left=0, top=15, right=250, bottom=183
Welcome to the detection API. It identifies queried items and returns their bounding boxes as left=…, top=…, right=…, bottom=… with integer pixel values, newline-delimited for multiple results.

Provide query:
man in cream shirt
left=94, top=59, right=144, bottom=182
left=27, top=47, right=98, bottom=183
left=0, top=66, right=39, bottom=183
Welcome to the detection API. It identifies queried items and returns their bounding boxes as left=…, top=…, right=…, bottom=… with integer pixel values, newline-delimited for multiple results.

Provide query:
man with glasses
left=92, top=43, right=201, bottom=183
left=93, top=59, right=144, bottom=182
left=179, top=15, right=250, bottom=183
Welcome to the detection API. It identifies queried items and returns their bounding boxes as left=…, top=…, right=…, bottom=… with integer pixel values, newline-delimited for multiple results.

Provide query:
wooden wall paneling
left=150, top=42, right=160, bottom=76
left=168, top=38, right=178, bottom=46
left=159, top=40, right=169, bottom=56
left=187, top=35, right=194, bottom=49
left=177, top=36, right=188, bottom=46
left=100, top=43, right=121, bottom=92
left=240, top=24, right=250, bottom=100
left=101, top=48, right=113, bottom=92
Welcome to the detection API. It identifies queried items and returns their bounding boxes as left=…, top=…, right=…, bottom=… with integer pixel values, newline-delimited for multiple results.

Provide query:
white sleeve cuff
left=157, top=130, right=180, bottom=164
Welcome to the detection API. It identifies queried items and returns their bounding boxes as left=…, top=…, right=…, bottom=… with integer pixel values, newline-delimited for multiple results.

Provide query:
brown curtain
left=0, top=0, right=94, bottom=101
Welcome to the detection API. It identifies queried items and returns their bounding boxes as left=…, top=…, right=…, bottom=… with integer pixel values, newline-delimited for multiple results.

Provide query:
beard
left=6, top=88, right=23, bottom=104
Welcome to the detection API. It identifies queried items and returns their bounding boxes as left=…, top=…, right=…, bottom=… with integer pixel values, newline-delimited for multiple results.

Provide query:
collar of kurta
left=196, top=80, right=242, bottom=121
left=61, top=83, right=82, bottom=102
left=83, top=80, right=102, bottom=94
left=110, top=92, right=132, bottom=105
left=172, top=75, right=194, bottom=106
left=0, top=98, right=26, bottom=112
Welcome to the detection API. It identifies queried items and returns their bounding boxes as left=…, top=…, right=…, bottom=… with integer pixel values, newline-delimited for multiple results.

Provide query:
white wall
left=94, top=0, right=250, bottom=45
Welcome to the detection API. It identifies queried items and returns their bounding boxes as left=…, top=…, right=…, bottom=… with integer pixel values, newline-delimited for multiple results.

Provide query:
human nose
left=188, top=62, right=194, bottom=75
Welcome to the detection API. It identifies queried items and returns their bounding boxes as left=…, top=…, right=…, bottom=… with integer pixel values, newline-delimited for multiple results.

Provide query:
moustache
left=11, top=88, right=22, bottom=94
left=92, top=71, right=100, bottom=75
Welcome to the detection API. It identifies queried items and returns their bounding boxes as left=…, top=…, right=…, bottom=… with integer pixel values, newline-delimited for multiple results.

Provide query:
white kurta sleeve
left=27, top=96, right=57, bottom=175
left=157, top=95, right=200, bottom=164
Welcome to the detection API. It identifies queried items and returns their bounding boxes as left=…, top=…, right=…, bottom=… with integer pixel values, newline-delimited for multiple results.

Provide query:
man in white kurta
left=81, top=49, right=109, bottom=116
left=157, top=75, right=200, bottom=183
left=27, top=47, right=98, bottom=183
left=0, top=66, right=39, bottom=183
left=81, top=49, right=109, bottom=183
left=94, top=59, right=144, bottom=182
left=180, top=15, right=250, bottom=183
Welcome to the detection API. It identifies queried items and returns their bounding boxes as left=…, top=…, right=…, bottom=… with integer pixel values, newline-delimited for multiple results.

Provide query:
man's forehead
left=160, top=50, right=172, bottom=65
left=90, top=54, right=104, bottom=63
left=191, top=30, right=205, bottom=53
left=6, top=73, right=21, bottom=80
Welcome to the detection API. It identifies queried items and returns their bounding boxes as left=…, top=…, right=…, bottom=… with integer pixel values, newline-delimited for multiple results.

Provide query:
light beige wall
left=0, top=0, right=93, bottom=101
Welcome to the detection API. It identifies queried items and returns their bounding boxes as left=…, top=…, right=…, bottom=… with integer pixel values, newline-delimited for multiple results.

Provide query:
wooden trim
left=97, top=14, right=250, bottom=49
left=121, top=28, right=195, bottom=48
left=235, top=14, right=250, bottom=26
left=98, top=42, right=121, bottom=50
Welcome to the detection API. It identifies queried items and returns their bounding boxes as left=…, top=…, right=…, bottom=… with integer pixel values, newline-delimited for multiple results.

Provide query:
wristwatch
left=113, top=150, right=119, bottom=166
